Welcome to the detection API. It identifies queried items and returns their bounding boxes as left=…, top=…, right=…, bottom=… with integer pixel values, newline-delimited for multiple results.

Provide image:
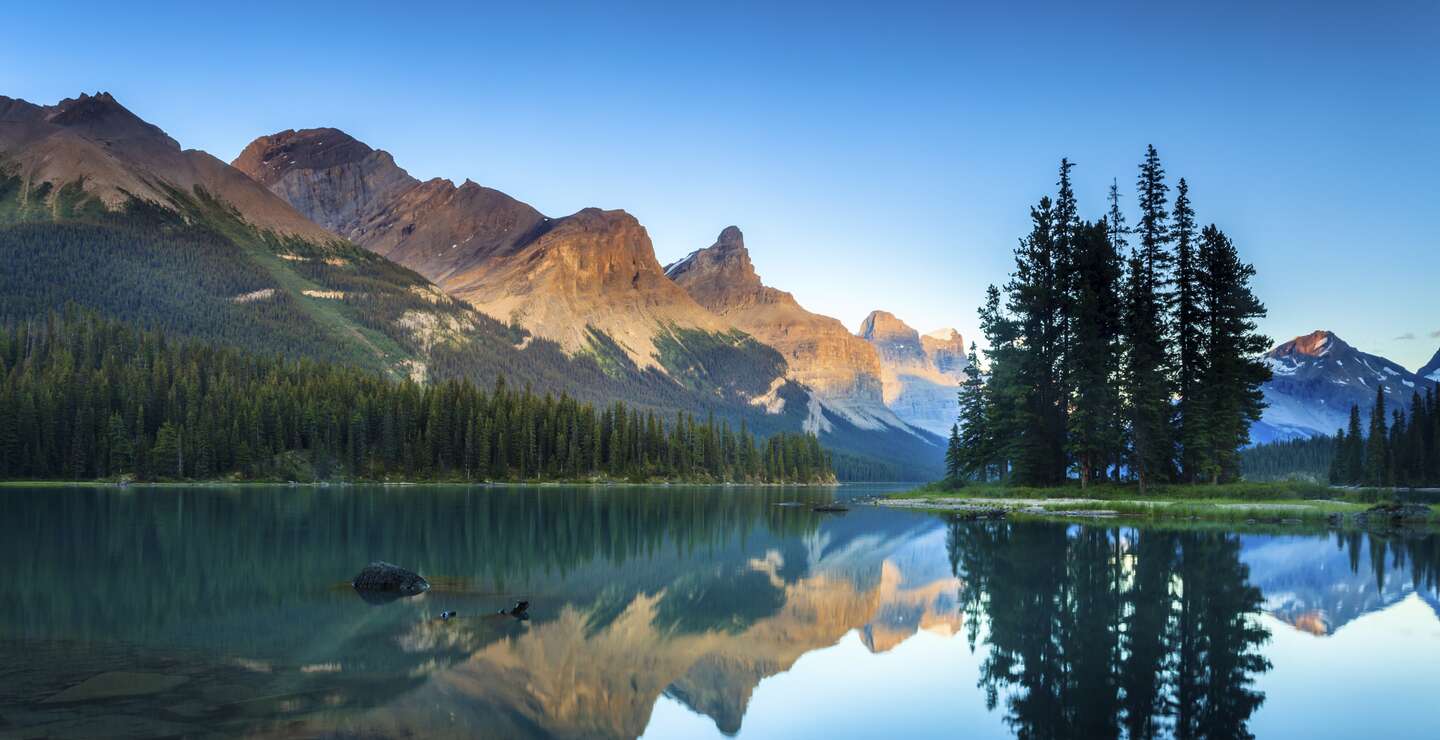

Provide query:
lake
left=1, top=484, right=1438, bottom=739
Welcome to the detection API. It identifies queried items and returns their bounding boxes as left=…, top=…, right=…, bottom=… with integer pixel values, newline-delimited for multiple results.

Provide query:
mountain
left=0, top=93, right=331, bottom=241
left=0, top=92, right=819, bottom=445
left=233, top=128, right=947, bottom=476
left=664, top=227, right=930, bottom=437
left=234, top=128, right=747, bottom=374
left=1255, top=330, right=1435, bottom=443
left=1420, top=347, right=1440, bottom=383
left=857, top=311, right=969, bottom=437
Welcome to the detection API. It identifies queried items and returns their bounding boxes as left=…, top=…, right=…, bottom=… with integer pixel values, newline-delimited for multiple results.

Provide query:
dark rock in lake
left=812, top=504, right=849, bottom=513
left=1354, top=503, right=1432, bottom=526
left=352, top=561, right=430, bottom=599
left=500, top=600, right=530, bottom=620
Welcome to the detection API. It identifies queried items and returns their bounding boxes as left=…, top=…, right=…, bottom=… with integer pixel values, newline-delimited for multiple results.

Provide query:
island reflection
left=1, top=486, right=1438, bottom=738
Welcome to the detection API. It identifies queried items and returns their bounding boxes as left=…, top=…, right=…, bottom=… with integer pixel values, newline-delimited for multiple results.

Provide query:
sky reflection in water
left=0, top=484, right=1437, bottom=739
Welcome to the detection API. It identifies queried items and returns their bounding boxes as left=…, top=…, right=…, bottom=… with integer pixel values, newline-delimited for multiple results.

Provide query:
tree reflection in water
left=948, top=521, right=1270, bottom=740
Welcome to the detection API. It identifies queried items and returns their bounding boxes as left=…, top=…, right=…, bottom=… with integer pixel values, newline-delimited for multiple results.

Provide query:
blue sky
left=5, top=1, right=1438, bottom=368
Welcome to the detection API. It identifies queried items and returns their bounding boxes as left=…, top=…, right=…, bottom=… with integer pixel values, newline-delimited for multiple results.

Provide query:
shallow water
left=0, top=484, right=1437, bottom=739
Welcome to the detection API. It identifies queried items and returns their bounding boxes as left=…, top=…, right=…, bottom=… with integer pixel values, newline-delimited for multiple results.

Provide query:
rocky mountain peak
left=716, top=225, right=745, bottom=248
left=857, top=310, right=917, bottom=344
left=1271, top=330, right=1348, bottom=359
left=664, top=226, right=762, bottom=294
left=233, top=127, right=381, bottom=187
left=44, top=91, right=179, bottom=151
left=1256, top=330, right=1434, bottom=443
left=0, top=92, right=332, bottom=240
left=857, top=309, right=968, bottom=438
left=923, top=328, right=963, bottom=346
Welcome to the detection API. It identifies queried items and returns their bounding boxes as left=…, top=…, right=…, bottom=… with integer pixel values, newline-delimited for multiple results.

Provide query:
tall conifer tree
left=1124, top=146, right=1176, bottom=489
left=1172, top=178, right=1206, bottom=481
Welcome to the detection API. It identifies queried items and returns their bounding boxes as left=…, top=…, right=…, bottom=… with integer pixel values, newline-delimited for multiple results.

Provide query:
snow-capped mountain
left=1420, top=347, right=1440, bottom=383
left=1254, top=331, right=1435, bottom=443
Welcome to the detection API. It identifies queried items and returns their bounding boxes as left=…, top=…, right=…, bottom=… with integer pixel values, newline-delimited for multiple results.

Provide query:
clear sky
left=5, top=1, right=1437, bottom=368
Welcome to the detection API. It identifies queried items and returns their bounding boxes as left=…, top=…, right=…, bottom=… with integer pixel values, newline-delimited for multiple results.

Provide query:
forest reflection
left=946, top=519, right=1440, bottom=740
left=3, top=487, right=1440, bottom=739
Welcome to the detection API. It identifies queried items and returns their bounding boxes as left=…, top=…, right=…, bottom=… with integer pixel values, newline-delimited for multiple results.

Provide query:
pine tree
left=1172, top=178, right=1206, bottom=481
left=1124, top=146, right=1176, bottom=490
left=1065, top=219, right=1124, bottom=486
left=1344, top=404, right=1365, bottom=484
left=945, top=423, right=963, bottom=482
left=1327, top=428, right=1346, bottom=484
left=956, top=343, right=990, bottom=481
left=1193, top=226, right=1270, bottom=483
left=106, top=412, right=132, bottom=476
left=1365, top=384, right=1389, bottom=486
left=152, top=422, right=182, bottom=479
left=1004, top=196, right=1068, bottom=485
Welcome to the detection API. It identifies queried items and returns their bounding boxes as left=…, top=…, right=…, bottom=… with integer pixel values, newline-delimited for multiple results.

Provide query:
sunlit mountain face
left=2, top=487, right=1440, bottom=739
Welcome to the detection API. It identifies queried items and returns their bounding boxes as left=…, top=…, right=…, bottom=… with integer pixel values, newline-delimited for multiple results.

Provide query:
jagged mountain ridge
left=857, top=310, right=969, bottom=437
left=232, top=128, right=952, bottom=476
left=0, top=93, right=332, bottom=241
left=234, top=127, right=737, bottom=371
left=665, top=226, right=932, bottom=440
left=1255, top=330, right=1436, bottom=442
left=0, top=92, right=820, bottom=445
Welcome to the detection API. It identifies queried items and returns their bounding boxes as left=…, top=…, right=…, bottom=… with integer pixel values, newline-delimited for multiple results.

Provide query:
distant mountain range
left=9, top=91, right=1431, bottom=466
left=857, top=311, right=969, bottom=437
left=234, top=125, right=966, bottom=470
left=1255, top=330, right=1438, bottom=443
left=0, top=92, right=953, bottom=478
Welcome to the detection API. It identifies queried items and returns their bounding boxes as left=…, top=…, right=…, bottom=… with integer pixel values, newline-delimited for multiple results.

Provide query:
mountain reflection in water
left=0, top=485, right=1438, bottom=739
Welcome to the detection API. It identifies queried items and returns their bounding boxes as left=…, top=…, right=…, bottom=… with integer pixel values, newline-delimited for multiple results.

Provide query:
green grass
left=884, top=480, right=1440, bottom=525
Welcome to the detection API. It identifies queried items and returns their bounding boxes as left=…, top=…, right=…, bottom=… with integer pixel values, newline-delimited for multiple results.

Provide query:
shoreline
left=0, top=479, right=847, bottom=490
left=874, top=481, right=1440, bottom=529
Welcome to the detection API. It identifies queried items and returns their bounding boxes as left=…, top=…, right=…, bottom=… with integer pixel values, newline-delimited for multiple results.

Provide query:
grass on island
left=884, top=479, right=1440, bottom=525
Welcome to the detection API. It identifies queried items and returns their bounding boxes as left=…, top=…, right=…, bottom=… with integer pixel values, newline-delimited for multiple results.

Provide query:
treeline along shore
left=0, top=310, right=835, bottom=484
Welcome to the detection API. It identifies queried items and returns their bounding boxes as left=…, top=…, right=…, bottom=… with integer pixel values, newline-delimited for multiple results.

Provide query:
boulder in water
left=352, top=561, right=430, bottom=598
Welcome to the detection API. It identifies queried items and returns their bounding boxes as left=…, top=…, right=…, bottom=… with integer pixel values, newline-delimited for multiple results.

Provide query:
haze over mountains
left=234, top=126, right=958, bottom=453
left=0, top=92, right=953, bottom=478
left=4, top=91, right=1435, bottom=466
left=857, top=311, right=969, bottom=437
left=1255, top=330, right=1438, bottom=442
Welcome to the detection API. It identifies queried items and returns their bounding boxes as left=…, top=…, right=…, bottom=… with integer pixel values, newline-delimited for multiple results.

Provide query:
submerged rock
left=352, top=561, right=430, bottom=598
left=1354, top=503, right=1432, bottom=526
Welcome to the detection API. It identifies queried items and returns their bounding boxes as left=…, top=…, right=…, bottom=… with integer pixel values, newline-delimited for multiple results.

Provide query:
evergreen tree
left=1065, top=219, right=1124, bottom=486
left=1172, top=178, right=1206, bottom=481
left=1365, top=384, right=1389, bottom=486
left=1193, top=225, right=1270, bottom=483
left=1003, top=196, right=1068, bottom=485
left=945, top=423, right=963, bottom=481
left=956, top=343, right=990, bottom=481
left=1124, top=146, right=1176, bottom=490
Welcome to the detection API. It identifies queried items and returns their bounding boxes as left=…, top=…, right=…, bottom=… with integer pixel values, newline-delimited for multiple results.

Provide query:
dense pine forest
left=1238, top=388, right=1440, bottom=487
left=0, top=311, right=834, bottom=483
left=947, top=149, right=1271, bottom=488
left=1327, top=387, right=1440, bottom=487
left=1238, top=435, right=1335, bottom=482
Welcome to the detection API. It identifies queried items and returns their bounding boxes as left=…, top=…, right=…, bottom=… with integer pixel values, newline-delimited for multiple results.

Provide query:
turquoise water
left=1, top=484, right=1438, bottom=738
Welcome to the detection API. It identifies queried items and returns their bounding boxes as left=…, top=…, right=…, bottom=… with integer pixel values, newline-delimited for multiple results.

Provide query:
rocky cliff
left=857, top=311, right=969, bottom=437
left=665, top=227, right=921, bottom=435
left=234, top=128, right=737, bottom=371
left=0, top=93, right=333, bottom=241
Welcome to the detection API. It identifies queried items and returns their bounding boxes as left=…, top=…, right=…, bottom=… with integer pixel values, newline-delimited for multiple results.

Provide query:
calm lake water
left=1, top=484, right=1438, bottom=739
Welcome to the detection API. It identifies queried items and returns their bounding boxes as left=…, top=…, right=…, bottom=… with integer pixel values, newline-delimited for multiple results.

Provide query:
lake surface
left=1, top=484, right=1438, bottom=739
